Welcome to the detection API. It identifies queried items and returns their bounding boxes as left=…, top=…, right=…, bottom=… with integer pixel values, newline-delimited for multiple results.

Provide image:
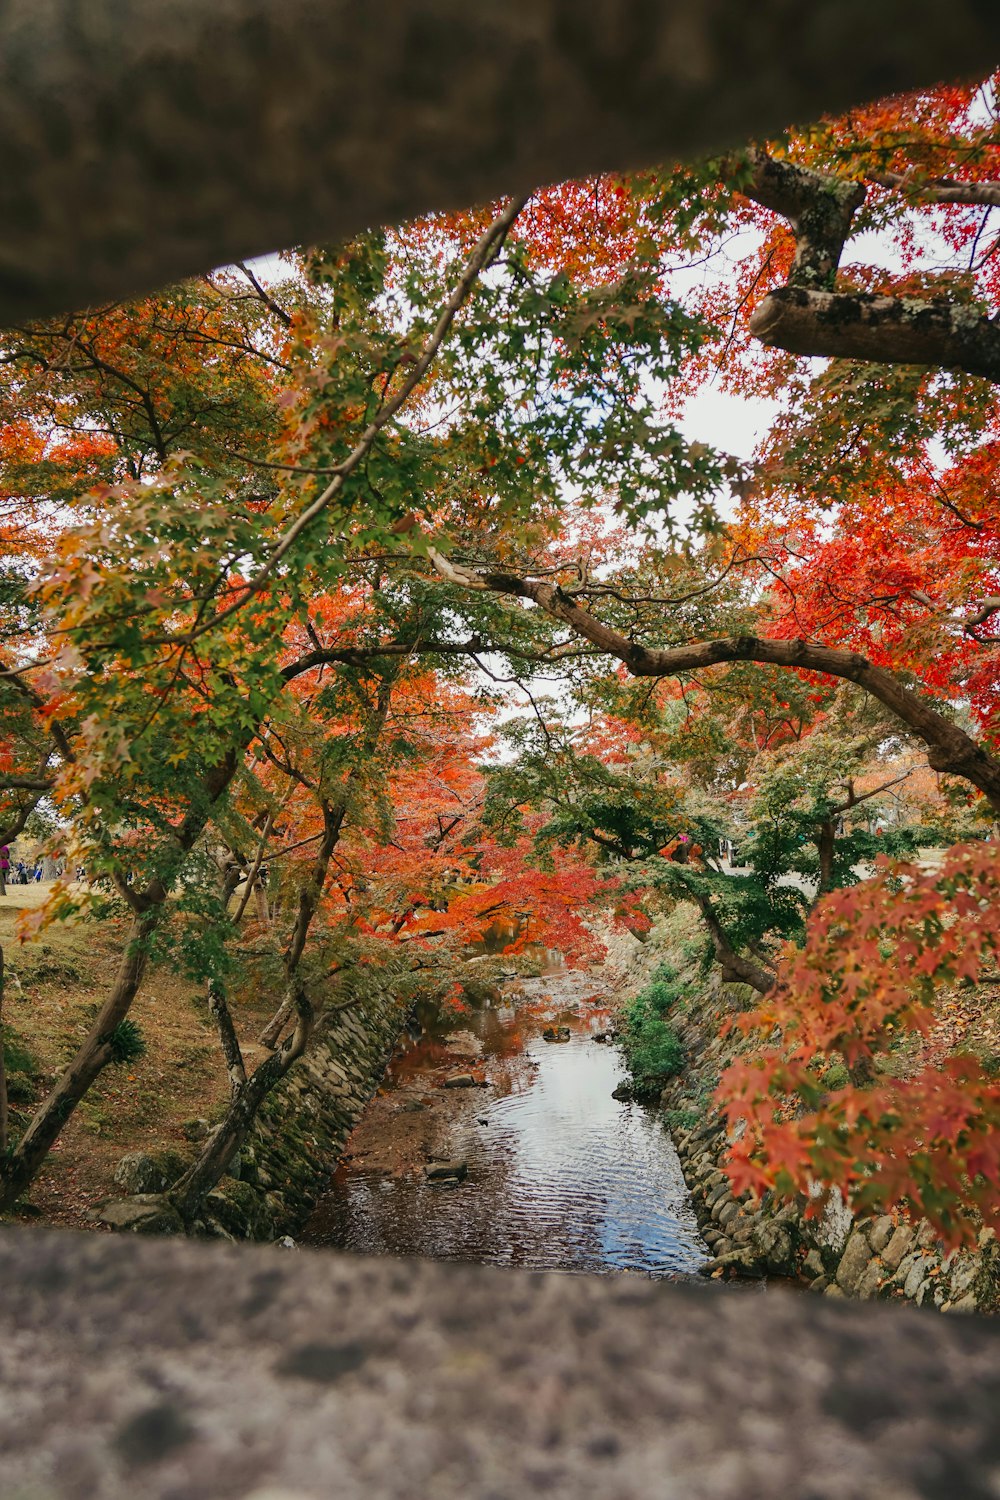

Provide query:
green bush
left=641, top=980, right=680, bottom=1014
left=620, top=972, right=684, bottom=1099
left=625, top=1013, right=683, bottom=1081
left=106, top=1018, right=147, bottom=1064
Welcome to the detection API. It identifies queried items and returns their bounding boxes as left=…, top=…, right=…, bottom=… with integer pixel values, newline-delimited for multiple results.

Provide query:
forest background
left=0, top=69, right=998, bottom=1243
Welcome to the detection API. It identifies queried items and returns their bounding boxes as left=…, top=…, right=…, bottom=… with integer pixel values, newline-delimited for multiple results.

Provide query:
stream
left=302, top=966, right=708, bottom=1278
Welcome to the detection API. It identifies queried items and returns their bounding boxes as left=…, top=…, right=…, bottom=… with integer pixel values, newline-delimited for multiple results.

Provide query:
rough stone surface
left=868, top=1216, right=895, bottom=1256
left=815, top=1190, right=853, bottom=1260
left=903, top=1256, right=934, bottom=1301
left=854, top=1260, right=885, bottom=1302
left=881, top=1225, right=916, bottom=1273
left=3, top=1227, right=1000, bottom=1500
left=113, top=1149, right=189, bottom=1196
left=1, top=2, right=998, bottom=325
left=751, top=1220, right=795, bottom=1275
left=424, top=1160, right=469, bottom=1181
left=836, top=1233, right=873, bottom=1296
left=91, top=1194, right=184, bottom=1235
left=660, top=947, right=999, bottom=1314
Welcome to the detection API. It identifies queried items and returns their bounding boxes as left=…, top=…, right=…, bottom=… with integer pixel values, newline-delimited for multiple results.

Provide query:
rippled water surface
left=304, top=974, right=707, bottom=1277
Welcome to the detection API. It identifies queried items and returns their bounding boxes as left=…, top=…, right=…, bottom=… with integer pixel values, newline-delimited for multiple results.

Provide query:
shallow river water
left=302, top=971, right=708, bottom=1278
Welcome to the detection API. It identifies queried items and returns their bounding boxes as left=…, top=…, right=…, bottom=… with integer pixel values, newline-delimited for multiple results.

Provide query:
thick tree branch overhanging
left=873, top=172, right=1000, bottom=209
left=749, top=286, right=1000, bottom=383
left=744, top=150, right=865, bottom=290
left=741, top=147, right=1000, bottom=381
left=438, top=559, right=1000, bottom=812
left=1, top=1, right=999, bottom=324
left=689, top=886, right=777, bottom=994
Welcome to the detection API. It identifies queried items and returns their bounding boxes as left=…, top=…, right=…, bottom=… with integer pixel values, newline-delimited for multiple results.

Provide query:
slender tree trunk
left=691, top=889, right=777, bottom=995
left=817, top=820, right=836, bottom=896
left=169, top=998, right=313, bottom=1226
left=172, top=681, right=395, bottom=1226
left=172, top=801, right=346, bottom=1225
left=258, top=988, right=295, bottom=1050
left=0, top=751, right=241, bottom=1210
left=208, top=981, right=247, bottom=1099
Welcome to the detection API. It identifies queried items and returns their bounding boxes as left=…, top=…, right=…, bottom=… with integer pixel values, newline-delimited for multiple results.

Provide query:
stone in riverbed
left=442, top=1073, right=477, bottom=1088
left=424, top=1160, right=468, bottom=1182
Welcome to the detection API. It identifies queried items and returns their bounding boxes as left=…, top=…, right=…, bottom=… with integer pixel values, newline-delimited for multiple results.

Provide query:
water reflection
left=303, top=974, right=707, bottom=1278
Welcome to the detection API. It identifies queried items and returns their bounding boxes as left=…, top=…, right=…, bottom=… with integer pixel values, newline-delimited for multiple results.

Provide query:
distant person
left=34, top=865, right=41, bottom=882
left=0, top=845, right=8, bottom=893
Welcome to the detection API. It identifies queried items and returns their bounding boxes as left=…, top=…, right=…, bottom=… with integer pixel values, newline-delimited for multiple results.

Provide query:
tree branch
left=454, top=565, right=1000, bottom=812
left=749, top=285, right=1000, bottom=382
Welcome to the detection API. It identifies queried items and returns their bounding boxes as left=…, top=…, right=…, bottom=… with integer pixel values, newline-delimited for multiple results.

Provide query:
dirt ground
left=0, top=885, right=276, bottom=1230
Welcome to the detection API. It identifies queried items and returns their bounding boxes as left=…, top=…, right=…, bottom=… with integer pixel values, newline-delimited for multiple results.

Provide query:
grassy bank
left=0, top=887, right=276, bottom=1230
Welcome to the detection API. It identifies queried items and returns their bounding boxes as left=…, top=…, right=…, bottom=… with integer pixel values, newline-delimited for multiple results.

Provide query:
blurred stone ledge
left=1, top=1227, right=999, bottom=1499
left=1, top=0, right=1000, bottom=322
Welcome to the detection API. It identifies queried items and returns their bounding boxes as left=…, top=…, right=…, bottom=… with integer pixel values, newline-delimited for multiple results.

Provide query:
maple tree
left=718, top=843, right=1000, bottom=1246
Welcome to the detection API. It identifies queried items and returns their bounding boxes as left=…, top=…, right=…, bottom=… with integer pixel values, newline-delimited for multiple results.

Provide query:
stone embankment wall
left=102, top=989, right=409, bottom=1240
left=618, top=909, right=999, bottom=1314
left=672, top=1115, right=999, bottom=1313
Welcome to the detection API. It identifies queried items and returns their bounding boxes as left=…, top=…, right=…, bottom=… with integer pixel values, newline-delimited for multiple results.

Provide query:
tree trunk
left=691, top=889, right=777, bottom=995
left=258, top=988, right=295, bottom=1051
left=172, top=799, right=347, bottom=1224
left=0, top=750, right=242, bottom=1210
left=817, top=820, right=836, bottom=897
left=170, top=996, right=314, bottom=1227
left=208, top=981, right=247, bottom=1099
left=749, top=285, right=1000, bottom=383
left=475, top=574, right=1000, bottom=814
